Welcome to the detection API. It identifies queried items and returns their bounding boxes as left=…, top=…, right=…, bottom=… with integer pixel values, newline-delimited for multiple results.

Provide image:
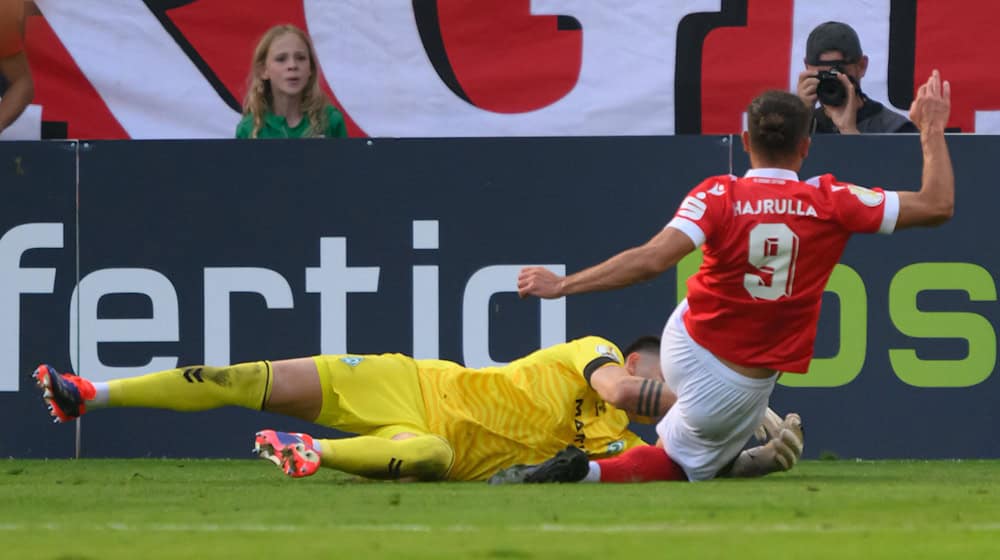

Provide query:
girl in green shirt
left=236, top=24, right=347, bottom=139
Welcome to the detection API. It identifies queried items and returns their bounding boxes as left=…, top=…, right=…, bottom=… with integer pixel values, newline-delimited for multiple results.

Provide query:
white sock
left=89, top=382, right=110, bottom=408
left=582, top=461, right=601, bottom=483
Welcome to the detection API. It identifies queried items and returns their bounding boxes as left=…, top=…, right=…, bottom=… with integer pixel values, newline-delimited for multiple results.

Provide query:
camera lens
left=816, top=71, right=847, bottom=107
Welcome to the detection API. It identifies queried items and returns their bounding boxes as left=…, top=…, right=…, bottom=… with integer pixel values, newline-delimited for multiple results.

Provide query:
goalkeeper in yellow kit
left=36, top=336, right=666, bottom=481
left=35, top=336, right=799, bottom=481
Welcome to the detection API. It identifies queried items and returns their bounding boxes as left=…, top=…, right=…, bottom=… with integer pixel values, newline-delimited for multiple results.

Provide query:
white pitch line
left=2, top=522, right=1000, bottom=534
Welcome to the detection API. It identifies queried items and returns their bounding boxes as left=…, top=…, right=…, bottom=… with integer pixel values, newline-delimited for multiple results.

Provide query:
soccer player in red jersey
left=501, top=70, right=953, bottom=484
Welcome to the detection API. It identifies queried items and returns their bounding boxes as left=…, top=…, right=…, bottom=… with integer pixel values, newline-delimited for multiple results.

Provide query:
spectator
left=796, top=21, right=916, bottom=134
left=237, top=24, right=347, bottom=139
left=0, top=0, right=33, bottom=135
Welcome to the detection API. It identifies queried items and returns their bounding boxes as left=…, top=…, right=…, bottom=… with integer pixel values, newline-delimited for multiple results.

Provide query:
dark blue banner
left=0, top=141, right=78, bottom=457
left=1, top=136, right=996, bottom=460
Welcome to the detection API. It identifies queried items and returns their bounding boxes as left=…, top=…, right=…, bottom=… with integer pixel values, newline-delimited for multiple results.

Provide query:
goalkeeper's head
left=622, top=335, right=661, bottom=380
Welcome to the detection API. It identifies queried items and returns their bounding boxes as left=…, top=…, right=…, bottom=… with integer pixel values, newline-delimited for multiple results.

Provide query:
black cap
left=806, top=21, right=863, bottom=65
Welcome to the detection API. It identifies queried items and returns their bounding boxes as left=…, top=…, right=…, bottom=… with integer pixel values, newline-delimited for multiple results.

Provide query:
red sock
left=596, top=445, right=687, bottom=482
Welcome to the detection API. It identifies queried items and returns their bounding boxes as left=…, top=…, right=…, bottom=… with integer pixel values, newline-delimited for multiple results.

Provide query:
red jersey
left=667, top=168, right=898, bottom=373
left=0, top=0, right=23, bottom=58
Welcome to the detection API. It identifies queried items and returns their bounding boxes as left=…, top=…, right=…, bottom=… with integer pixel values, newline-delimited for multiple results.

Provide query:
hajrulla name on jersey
left=733, top=199, right=819, bottom=217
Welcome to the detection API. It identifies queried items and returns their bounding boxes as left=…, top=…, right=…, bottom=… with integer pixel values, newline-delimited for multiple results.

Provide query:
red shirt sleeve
left=665, top=175, right=733, bottom=246
left=822, top=174, right=898, bottom=234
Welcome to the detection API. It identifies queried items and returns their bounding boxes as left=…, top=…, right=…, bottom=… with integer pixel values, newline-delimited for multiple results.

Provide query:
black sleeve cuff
left=583, top=356, right=619, bottom=387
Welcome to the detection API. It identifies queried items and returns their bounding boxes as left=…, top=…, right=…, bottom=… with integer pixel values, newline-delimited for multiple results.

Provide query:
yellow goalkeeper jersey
left=416, top=336, right=647, bottom=481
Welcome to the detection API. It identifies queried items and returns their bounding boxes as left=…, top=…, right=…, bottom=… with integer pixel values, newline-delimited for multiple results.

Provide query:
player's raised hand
left=517, top=266, right=565, bottom=299
left=909, top=69, right=951, bottom=133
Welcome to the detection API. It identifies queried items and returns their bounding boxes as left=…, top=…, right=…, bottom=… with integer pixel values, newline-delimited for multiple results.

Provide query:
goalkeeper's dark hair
left=623, top=335, right=660, bottom=358
left=747, top=90, right=811, bottom=160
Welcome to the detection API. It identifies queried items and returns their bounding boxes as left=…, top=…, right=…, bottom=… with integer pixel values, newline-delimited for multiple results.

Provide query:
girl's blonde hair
left=242, top=24, right=330, bottom=138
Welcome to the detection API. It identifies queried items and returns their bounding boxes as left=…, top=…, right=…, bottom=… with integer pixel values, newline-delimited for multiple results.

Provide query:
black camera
left=816, top=69, right=847, bottom=106
left=815, top=69, right=860, bottom=107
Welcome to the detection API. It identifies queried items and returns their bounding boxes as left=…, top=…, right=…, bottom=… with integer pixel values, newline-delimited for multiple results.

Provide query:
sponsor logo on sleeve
left=677, top=196, right=708, bottom=220
left=848, top=185, right=885, bottom=207
left=606, top=440, right=625, bottom=454
left=340, top=356, right=365, bottom=367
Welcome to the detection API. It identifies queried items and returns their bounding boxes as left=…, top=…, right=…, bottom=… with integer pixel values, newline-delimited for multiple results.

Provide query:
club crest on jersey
left=340, top=356, right=364, bottom=367
left=595, top=344, right=620, bottom=362
left=848, top=185, right=885, bottom=207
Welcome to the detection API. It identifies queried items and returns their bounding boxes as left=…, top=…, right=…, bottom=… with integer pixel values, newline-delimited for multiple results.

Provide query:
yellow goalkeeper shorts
left=312, top=353, right=431, bottom=439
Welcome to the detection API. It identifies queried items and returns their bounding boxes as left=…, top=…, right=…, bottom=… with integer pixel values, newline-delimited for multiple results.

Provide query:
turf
left=2, top=459, right=998, bottom=559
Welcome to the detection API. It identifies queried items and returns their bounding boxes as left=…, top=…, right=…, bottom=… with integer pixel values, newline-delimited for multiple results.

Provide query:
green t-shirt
left=236, top=104, right=347, bottom=139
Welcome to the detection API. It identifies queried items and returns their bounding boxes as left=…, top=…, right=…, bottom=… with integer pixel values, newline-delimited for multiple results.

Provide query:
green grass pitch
left=3, top=459, right=998, bottom=559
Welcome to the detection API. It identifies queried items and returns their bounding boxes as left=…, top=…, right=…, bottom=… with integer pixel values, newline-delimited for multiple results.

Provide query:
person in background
left=0, top=0, right=33, bottom=136
left=796, top=21, right=917, bottom=134
left=236, top=24, right=347, bottom=139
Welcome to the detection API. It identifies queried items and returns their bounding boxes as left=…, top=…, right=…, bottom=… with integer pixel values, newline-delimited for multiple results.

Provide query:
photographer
left=796, top=21, right=916, bottom=134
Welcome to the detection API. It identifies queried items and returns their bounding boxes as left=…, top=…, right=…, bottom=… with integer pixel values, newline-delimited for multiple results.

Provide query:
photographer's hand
left=796, top=71, right=818, bottom=108
left=822, top=73, right=862, bottom=134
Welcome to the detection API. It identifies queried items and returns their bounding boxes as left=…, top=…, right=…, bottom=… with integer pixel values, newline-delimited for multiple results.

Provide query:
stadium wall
left=1, top=136, right=996, bottom=460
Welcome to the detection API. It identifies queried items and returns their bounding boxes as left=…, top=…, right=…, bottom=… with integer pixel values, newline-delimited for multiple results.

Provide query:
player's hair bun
left=758, top=113, right=788, bottom=145
left=746, top=90, right=811, bottom=156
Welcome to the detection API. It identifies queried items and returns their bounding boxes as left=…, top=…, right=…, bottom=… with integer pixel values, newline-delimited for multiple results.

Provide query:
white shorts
left=655, top=300, right=777, bottom=481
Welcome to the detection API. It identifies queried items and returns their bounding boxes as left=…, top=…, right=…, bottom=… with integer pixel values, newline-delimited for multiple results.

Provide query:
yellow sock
left=107, top=361, right=273, bottom=411
left=316, top=435, right=454, bottom=481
